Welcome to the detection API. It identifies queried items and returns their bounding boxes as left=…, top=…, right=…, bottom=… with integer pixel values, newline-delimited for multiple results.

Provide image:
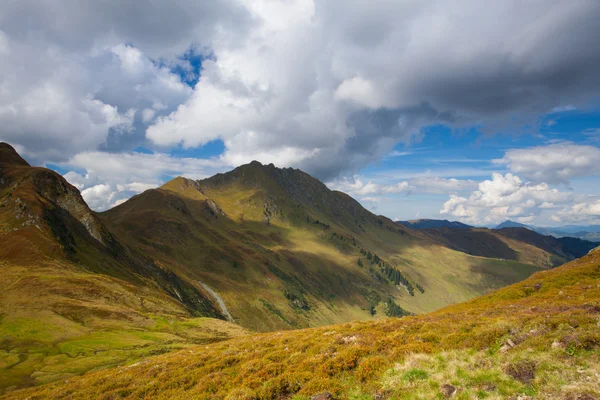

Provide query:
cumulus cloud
left=62, top=151, right=229, bottom=210
left=552, top=200, right=600, bottom=224
left=440, top=173, right=577, bottom=225
left=0, top=35, right=191, bottom=162
left=146, top=0, right=600, bottom=179
left=328, top=176, right=476, bottom=197
left=494, top=143, right=600, bottom=184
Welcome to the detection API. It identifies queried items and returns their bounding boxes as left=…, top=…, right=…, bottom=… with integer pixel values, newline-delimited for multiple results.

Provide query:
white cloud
left=61, top=151, right=229, bottom=210
left=335, top=77, right=382, bottom=108
left=329, top=175, right=476, bottom=197
left=0, top=36, right=191, bottom=162
left=145, top=0, right=600, bottom=179
left=81, top=184, right=116, bottom=211
left=552, top=199, right=600, bottom=224
left=494, top=143, right=600, bottom=184
left=440, top=173, right=577, bottom=225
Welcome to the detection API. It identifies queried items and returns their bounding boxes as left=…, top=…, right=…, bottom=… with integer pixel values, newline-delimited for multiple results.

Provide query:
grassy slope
left=420, top=228, right=566, bottom=268
left=9, top=248, right=600, bottom=400
left=0, top=256, right=248, bottom=393
left=101, top=165, right=545, bottom=329
left=0, top=145, right=247, bottom=393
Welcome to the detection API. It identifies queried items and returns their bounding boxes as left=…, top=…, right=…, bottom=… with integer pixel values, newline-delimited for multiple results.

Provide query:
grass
left=5, top=247, right=600, bottom=399
left=0, top=261, right=248, bottom=394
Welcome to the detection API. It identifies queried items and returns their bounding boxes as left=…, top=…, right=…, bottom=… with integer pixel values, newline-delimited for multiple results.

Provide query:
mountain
left=100, top=161, right=547, bottom=331
left=0, top=143, right=246, bottom=392
left=495, top=219, right=531, bottom=229
left=397, top=218, right=472, bottom=229
left=422, top=226, right=598, bottom=268
left=0, top=144, right=576, bottom=394
left=495, top=220, right=600, bottom=242
left=9, top=245, right=600, bottom=399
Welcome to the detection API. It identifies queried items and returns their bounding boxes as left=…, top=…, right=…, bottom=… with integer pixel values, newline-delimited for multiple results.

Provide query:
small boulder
left=504, top=360, right=536, bottom=384
left=440, top=384, right=457, bottom=398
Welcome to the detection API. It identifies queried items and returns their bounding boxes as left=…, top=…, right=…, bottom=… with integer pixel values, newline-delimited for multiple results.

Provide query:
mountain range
left=1, top=142, right=599, bottom=396
left=495, top=220, right=600, bottom=242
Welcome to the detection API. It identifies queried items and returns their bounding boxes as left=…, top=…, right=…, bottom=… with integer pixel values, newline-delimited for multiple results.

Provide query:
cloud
left=552, top=200, right=600, bottom=224
left=494, top=143, right=600, bottom=184
left=145, top=0, right=600, bottom=179
left=440, top=173, right=577, bottom=225
left=328, top=175, right=476, bottom=197
left=0, top=35, right=191, bottom=162
left=62, top=151, right=229, bottom=210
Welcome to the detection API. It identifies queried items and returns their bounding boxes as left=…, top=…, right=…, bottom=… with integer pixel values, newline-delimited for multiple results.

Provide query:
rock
left=552, top=341, right=564, bottom=349
left=534, top=282, right=542, bottom=291
left=500, top=345, right=511, bottom=353
left=312, top=392, right=334, bottom=400
left=504, top=360, right=536, bottom=384
left=440, top=384, right=457, bottom=398
left=507, top=338, right=516, bottom=347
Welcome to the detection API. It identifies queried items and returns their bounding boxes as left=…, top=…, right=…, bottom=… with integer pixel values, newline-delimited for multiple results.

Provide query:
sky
left=1, top=0, right=600, bottom=227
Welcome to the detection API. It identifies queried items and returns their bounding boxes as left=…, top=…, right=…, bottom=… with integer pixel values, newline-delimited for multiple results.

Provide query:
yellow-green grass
left=7, top=246, right=600, bottom=399
left=0, top=261, right=248, bottom=394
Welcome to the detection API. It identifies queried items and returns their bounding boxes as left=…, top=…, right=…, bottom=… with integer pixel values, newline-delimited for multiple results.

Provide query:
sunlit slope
left=102, top=162, right=545, bottom=329
left=11, top=247, right=600, bottom=399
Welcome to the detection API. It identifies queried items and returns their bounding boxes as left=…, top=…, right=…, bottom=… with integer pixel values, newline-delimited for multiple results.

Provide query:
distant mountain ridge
left=495, top=220, right=530, bottom=229
left=495, top=219, right=600, bottom=242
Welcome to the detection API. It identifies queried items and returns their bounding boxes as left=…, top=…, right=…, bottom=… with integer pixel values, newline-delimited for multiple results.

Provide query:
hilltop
left=8, top=245, right=600, bottom=399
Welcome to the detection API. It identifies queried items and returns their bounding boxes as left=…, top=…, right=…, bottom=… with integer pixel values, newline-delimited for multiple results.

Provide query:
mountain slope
left=0, top=143, right=245, bottom=392
left=421, top=226, right=597, bottom=268
left=101, top=162, right=545, bottom=330
left=10, top=247, right=600, bottom=400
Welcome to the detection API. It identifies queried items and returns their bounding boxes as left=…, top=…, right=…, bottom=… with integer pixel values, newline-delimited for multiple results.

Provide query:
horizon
left=1, top=1, right=599, bottom=226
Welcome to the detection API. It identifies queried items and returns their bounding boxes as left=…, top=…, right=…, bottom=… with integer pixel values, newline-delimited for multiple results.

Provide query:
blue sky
left=1, top=1, right=599, bottom=226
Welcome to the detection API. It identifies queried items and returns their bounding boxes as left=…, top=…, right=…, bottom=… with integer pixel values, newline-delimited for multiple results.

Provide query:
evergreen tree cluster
left=384, top=298, right=409, bottom=317
left=416, top=283, right=425, bottom=294
left=359, top=247, right=425, bottom=296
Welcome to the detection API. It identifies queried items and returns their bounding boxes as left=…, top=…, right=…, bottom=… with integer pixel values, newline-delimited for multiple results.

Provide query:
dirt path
left=198, top=281, right=234, bottom=322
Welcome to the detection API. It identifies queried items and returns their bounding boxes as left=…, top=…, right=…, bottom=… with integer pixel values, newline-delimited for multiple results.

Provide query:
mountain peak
left=495, top=220, right=530, bottom=230
left=0, top=142, right=30, bottom=168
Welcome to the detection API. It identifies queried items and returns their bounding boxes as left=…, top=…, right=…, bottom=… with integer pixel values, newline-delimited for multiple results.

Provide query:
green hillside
left=8, top=246, right=600, bottom=399
left=102, top=162, right=545, bottom=329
